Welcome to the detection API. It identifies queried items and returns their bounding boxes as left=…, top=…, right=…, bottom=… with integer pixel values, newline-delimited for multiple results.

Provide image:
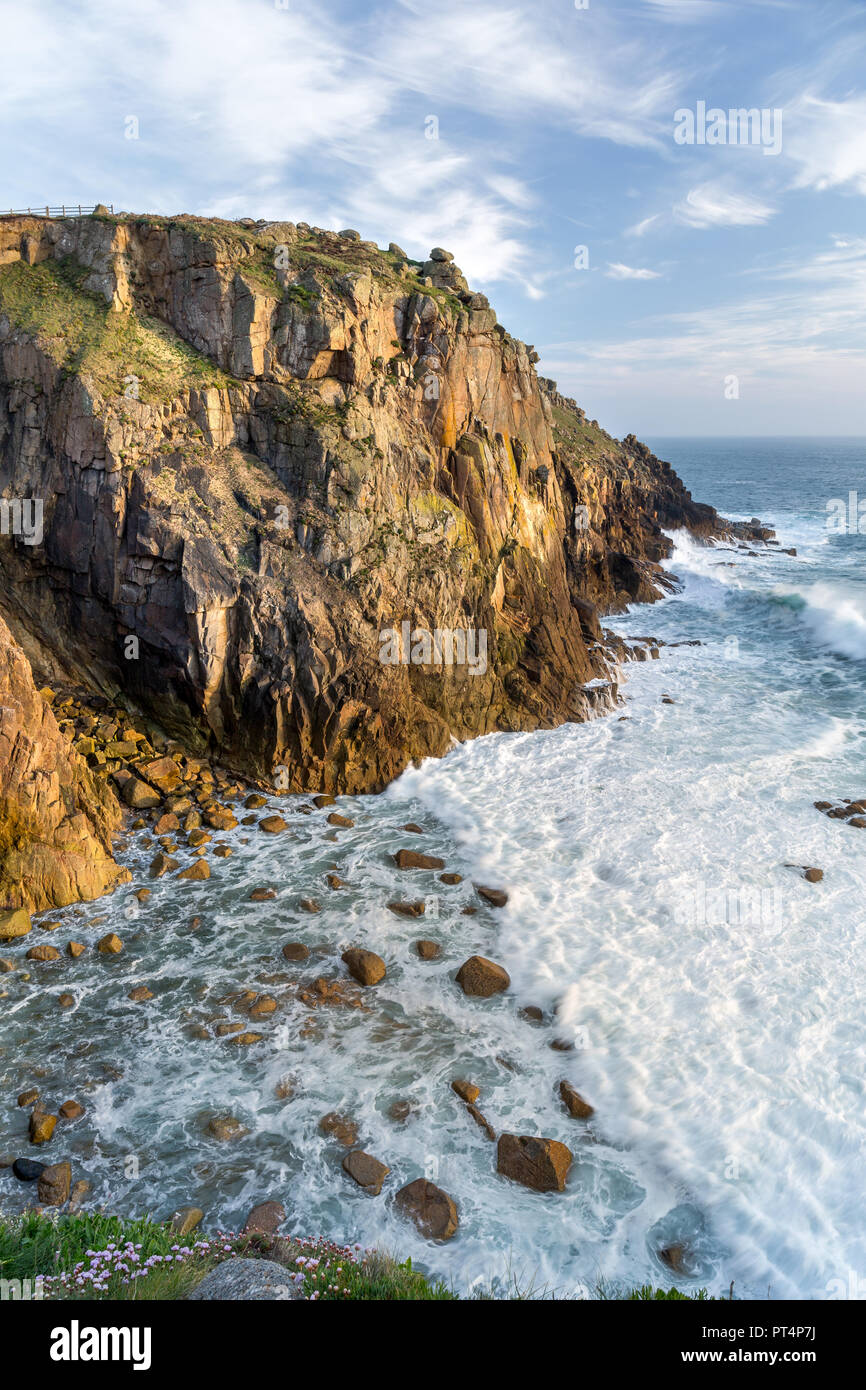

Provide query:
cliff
left=0, top=210, right=725, bottom=798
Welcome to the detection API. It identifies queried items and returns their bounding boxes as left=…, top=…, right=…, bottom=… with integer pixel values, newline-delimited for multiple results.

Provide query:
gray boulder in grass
left=187, top=1258, right=305, bottom=1300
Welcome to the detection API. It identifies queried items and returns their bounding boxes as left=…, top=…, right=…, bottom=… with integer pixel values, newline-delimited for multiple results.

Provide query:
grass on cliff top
left=0, top=258, right=233, bottom=403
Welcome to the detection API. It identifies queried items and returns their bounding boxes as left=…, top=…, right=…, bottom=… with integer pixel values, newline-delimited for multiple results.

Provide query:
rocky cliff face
left=0, top=210, right=727, bottom=795
left=0, top=611, right=129, bottom=912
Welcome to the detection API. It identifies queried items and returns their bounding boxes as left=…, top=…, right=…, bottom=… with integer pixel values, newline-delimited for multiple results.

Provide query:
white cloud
left=674, top=181, right=776, bottom=228
left=605, top=262, right=662, bottom=279
left=785, top=94, right=866, bottom=195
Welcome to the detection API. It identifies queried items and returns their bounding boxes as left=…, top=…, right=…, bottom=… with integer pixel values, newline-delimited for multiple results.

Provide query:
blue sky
left=2, top=0, right=865, bottom=435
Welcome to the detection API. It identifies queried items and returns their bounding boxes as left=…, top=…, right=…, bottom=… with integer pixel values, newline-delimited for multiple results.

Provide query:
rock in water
left=395, top=1178, right=459, bottom=1240
left=342, top=1150, right=390, bottom=1195
left=496, top=1133, right=573, bottom=1192
left=38, top=1161, right=71, bottom=1206
left=342, top=948, right=386, bottom=985
left=455, top=955, right=510, bottom=997
left=393, top=850, right=445, bottom=870
left=559, top=1080, right=594, bottom=1119
left=243, top=1201, right=285, bottom=1235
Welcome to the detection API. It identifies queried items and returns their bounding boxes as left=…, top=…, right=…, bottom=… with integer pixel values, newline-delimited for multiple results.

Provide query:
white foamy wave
left=774, top=581, right=866, bottom=661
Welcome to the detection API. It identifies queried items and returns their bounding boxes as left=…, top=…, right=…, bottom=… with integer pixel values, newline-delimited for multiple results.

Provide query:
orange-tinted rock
left=342, top=948, right=386, bottom=985
left=393, top=849, right=445, bottom=870
left=496, top=1133, right=572, bottom=1191
left=342, top=1150, right=390, bottom=1195
left=455, top=955, right=510, bottom=997
left=559, top=1080, right=594, bottom=1119
left=395, top=1178, right=458, bottom=1240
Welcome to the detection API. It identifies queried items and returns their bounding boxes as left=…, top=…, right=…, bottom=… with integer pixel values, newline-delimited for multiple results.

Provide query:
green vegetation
left=0, top=259, right=233, bottom=403
left=0, top=1211, right=454, bottom=1301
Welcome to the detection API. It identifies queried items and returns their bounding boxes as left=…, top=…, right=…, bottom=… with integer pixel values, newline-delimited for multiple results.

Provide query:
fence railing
left=0, top=204, right=114, bottom=219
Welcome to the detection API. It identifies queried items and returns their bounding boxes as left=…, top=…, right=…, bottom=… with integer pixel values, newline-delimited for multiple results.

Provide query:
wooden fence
left=0, top=204, right=114, bottom=219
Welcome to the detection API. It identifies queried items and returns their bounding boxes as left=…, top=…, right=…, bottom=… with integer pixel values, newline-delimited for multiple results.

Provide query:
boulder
left=415, top=939, right=441, bottom=960
left=17, top=1087, right=39, bottom=1107
left=475, top=885, right=509, bottom=908
left=496, top=1133, right=572, bottom=1192
left=58, top=1100, right=84, bottom=1120
left=298, top=898, right=321, bottom=913
left=282, top=941, right=309, bottom=962
left=804, top=867, right=823, bottom=883
left=207, top=1115, right=248, bottom=1141
left=393, top=849, right=445, bottom=870
left=29, top=1112, right=58, bottom=1144
left=12, top=1157, right=45, bottom=1181
left=342, top=948, right=386, bottom=985
left=187, top=1258, right=304, bottom=1301
left=122, top=777, right=161, bottom=809
left=149, top=852, right=179, bottom=877
left=319, top=1112, right=358, bottom=1146
left=38, top=1161, right=71, bottom=1206
left=96, top=932, right=123, bottom=953
left=451, top=1079, right=480, bottom=1103
left=342, top=1150, right=390, bottom=1195
left=388, top=900, right=425, bottom=917
left=177, top=860, right=210, bottom=881
left=559, top=1080, right=594, bottom=1119
left=169, top=1206, right=204, bottom=1236
left=259, top=815, right=287, bottom=833
left=327, top=813, right=354, bottom=828
left=26, top=943, right=60, bottom=961
left=250, top=887, right=277, bottom=901
left=128, top=985, right=153, bottom=1002
left=66, top=941, right=85, bottom=957
left=440, top=873, right=462, bottom=885
left=243, top=1201, right=285, bottom=1235
left=455, top=955, right=510, bottom=997
left=395, top=1178, right=458, bottom=1240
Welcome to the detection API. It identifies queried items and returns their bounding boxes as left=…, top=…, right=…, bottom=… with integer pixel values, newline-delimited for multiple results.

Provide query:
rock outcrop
left=0, top=211, right=742, bottom=795
left=0, top=611, right=128, bottom=911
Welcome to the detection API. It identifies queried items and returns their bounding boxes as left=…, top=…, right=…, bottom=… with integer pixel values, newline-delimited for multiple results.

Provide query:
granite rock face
left=0, top=212, right=732, bottom=795
left=0, top=611, right=129, bottom=911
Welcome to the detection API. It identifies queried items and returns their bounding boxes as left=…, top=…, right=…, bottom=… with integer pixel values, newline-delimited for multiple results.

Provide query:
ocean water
left=2, top=437, right=865, bottom=1300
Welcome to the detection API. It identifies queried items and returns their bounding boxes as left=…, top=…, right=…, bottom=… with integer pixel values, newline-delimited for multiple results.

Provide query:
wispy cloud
left=674, top=181, right=776, bottom=228
left=605, top=262, right=662, bottom=279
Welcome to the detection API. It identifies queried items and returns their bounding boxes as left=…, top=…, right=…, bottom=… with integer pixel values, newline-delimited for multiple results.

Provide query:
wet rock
left=395, top=1178, right=458, bottom=1241
left=68, top=1179, right=90, bottom=1212
left=154, top=812, right=180, bottom=835
left=451, top=1079, right=480, bottom=1103
left=299, top=976, right=364, bottom=1009
left=275, top=1077, right=294, bottom=1100
left=550, top=1037, right=575, bottom=1052
left=327, top=812, right=354, bottom=828
left=343, top=1150, right=390, bottom=1195
left=230, top=1031, right=264, bottom=1046
left=804, top=867, right=823, bottom=883
left=244, top=1201, right=285, bottom=1235
left=282, top=941, right=309, bottom=962
left=388, top=900, right=425, bottom=918
left=319, top=1112, right=358, bottom=1146
left=403, top=823, right=424, bottom=834
left=259, top=815, right=287, bottom=833
left=29, top=1112, right=57, bottom=1144
left=17, top=1087, right=39, bottom=1107
left=559, top=1080, right=594, bottom=1119
left=244, top=794, right=268, bottom=809
left=342, top=947, right=386, bottom=985
left=466, top=1103, right=497, bottom=1141
left=177, top=860, right=210, bottom=881
left=250, top=887, right=276, bottom=901
left=204, top=807, right=237, bottom=831
left=312, top=794, right=336, bottom=808
left=393, top=849, right=445, bottom=870
left=388, top=1100, right=413, bottom=1123
left=520, top=1005, right=544, bottom=1023
left=58, top=992, right=75, bottom=1008
left=170, top=1206, right=204, bottom=1236
left=0, top=957, right=14, bottom=971
left=0, top=908, right=32, bottom=941
left=207, top=1115, right=248, bottom=1141
left=96, top=932, right=123, bottom=953
left=440, top=873, right=462, bottom=885
left=213, top=844, right=232, bottom=857
left=326, top=873, right=345, bottom=889
left=12, top=1157, right=45, bottom=1181
left=38, top=1161, right=71, bottom=1206
left=134, top=888, right=151, bottom=902
left=149, top=852, right=179, bottom=878
left=66, top=942, right=85, bottom=957
left=659, top=1244, right=689, bottom=1274
left=299, top=898, right=321, bottom=913
left=58, top=1100, right=84, bottom=1120
left=187, top=1257, right=303, bottom=1301
left=475, top=885, right=509, bottom=908
left=26, top=943, right=61, bottom=961
left=128, top=985, right=153, bottom=1002
left=187, top=828, right=211, bottom=848
left=455, top=955, right=510, bottom=997
left=415, top=939, right=441, bottom=960
left=497, top=1133, right=572, bottom=1192
left=249, top=996, right=277, bottom=1018
left=215, top=1021, right=244, bottom=1036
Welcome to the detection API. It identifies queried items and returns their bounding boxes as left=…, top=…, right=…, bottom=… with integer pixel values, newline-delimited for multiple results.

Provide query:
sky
left=1, top=0, right=865, bottom=436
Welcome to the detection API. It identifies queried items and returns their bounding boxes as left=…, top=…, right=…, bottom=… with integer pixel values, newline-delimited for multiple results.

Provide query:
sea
left=2, top=437, right=864, bottom=1300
